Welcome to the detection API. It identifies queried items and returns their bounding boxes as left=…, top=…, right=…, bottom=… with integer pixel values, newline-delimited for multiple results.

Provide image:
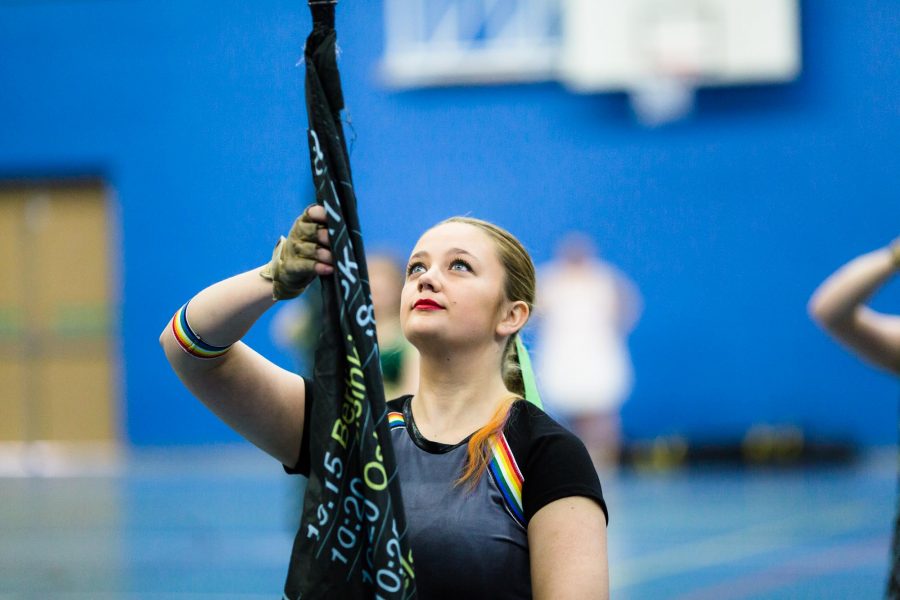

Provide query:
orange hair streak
left=456, top=395, right=520, bottom=490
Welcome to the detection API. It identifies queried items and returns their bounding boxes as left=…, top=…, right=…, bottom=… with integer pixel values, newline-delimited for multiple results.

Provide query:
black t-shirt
left=287, top=384, right=608, bottom=599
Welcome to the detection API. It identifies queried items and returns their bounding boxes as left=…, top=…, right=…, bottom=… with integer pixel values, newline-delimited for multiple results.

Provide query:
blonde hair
left=438, top=216, right=536, bottom=488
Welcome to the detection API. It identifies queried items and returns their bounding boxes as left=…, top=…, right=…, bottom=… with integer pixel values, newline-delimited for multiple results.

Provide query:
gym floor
left=1, top=446, right=893, bottom=598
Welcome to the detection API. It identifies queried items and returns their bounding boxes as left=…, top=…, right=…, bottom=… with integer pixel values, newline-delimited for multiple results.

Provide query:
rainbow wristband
left=171, top=303, right=232, bottom=359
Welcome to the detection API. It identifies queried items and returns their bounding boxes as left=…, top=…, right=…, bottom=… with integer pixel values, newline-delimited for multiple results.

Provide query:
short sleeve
left=283, top=377, right=314, bottom=476
left=520, top=414, right=608, bottom=525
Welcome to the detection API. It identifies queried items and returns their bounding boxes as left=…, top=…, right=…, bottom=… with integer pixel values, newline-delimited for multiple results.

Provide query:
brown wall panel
left=0, top=182, right=117, bottom=443
left=0, top=360, right=27, bottom=440
left=0, top=192, right=27, bottom=441
left=32, top=189, right=109, bottom=328
left=0, top=194, right=25, bottom=329
left=36, top=356, right=114, bottom=441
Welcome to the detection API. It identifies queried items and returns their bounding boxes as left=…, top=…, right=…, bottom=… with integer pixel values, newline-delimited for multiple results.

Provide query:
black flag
left=283, top=3, right=416, bottom=599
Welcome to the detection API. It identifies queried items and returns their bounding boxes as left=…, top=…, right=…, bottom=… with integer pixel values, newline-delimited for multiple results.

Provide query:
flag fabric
left=283, top=3, right=416, bottom=599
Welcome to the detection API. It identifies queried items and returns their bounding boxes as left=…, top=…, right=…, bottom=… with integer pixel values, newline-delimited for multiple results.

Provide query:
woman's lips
left=413, top=299, right=443, bottom=310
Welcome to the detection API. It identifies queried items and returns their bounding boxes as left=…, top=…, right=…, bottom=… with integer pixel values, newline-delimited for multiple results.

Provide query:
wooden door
left=0, top=182, right=117, bottom=442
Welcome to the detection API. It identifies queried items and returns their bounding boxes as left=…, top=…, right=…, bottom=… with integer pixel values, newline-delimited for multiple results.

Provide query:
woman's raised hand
left=260, top=204, right=334, bottom=300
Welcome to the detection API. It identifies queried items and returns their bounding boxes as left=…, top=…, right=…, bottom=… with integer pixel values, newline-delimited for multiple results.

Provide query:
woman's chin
left=403, top=322, right=457, bottom=351
left=403, top=327, right=439, bottom=349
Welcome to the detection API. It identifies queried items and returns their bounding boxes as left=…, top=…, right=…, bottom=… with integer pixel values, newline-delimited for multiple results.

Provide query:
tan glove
left=260, top=206, right=321, bottom=300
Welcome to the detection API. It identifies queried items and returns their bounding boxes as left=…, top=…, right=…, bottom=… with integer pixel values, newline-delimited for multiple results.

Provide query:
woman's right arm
left=160, top=267, right=310, bottom=466
left=808, top=239, right=900, bottom=376
left=160, top=206, right=333, bottom=466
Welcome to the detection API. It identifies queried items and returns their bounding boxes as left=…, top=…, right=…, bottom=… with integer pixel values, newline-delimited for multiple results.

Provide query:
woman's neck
left=411, top=344, right=510, bottom=444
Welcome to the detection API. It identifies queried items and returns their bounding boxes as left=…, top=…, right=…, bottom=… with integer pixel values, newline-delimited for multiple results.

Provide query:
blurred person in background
left=535, top=232, right=642, bottom=470
left=358, top=253, right=419, bottom=398
left=271, top=252, right=418, bottom=398
left=270, top=278, right=322, bottom=373
left=808, top=236, right=900, bottom=597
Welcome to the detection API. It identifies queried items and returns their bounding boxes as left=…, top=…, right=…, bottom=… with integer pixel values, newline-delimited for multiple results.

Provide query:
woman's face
left=400, top=222, right=508, bottom=352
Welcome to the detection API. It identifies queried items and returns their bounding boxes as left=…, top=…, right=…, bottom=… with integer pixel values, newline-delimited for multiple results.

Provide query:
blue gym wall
left=1, top=1, right=898, bottom=446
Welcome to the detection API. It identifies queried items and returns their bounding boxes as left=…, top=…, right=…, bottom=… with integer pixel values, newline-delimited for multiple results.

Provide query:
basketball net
left=628, top=12, right=713, bottom=126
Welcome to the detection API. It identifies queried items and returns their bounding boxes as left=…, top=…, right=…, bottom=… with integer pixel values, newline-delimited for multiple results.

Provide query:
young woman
left=808, top=236, right=900, bottom=597
left=161, top=206, right=610, bottom=598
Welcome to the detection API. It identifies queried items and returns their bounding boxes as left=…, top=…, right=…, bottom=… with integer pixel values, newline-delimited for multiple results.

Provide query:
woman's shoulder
left=505, top=399, right=608, bottom=525
left=504, top=399, right=593, bottom=469
left=506, top=400, right=580, bottom=445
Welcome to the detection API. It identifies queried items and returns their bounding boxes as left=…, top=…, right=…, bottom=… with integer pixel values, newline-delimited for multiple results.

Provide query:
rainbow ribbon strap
left=388, top=411, right=405, bottom=430
left=171, top=303, right=232, bottom=359
left=488, top=432, right=525, bottom=528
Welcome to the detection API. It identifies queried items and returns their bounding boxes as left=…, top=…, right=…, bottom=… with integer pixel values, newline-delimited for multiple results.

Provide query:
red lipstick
left=413, top=299, right=443, bottom=311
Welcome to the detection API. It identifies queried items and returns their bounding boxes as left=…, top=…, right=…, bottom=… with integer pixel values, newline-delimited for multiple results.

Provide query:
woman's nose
left=417, top=267, right=440, bottom=292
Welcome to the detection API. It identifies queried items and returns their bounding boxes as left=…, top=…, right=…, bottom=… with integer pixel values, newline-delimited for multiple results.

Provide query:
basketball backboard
left=558, top=0, right=801, bottom=123
left=379, top=0, right=801, bottom=125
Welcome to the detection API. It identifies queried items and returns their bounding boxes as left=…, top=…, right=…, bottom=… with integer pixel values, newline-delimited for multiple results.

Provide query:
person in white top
left=535, top=232, right=642, bottom=469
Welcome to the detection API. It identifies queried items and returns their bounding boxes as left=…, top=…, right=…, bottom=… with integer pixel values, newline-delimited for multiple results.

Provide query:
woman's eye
left=450, top=259, right=472, bottom=272
left=406, top=262, right=426, bottom=277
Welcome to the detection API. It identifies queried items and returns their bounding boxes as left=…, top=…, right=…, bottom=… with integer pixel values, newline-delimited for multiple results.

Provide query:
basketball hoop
left=627, top=6, right=715, bottom=126
left=628, top=72, right=697, bottom=127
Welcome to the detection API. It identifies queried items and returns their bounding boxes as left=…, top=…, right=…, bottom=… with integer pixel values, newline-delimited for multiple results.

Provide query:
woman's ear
left=496, top=300, right=530, bottom=338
